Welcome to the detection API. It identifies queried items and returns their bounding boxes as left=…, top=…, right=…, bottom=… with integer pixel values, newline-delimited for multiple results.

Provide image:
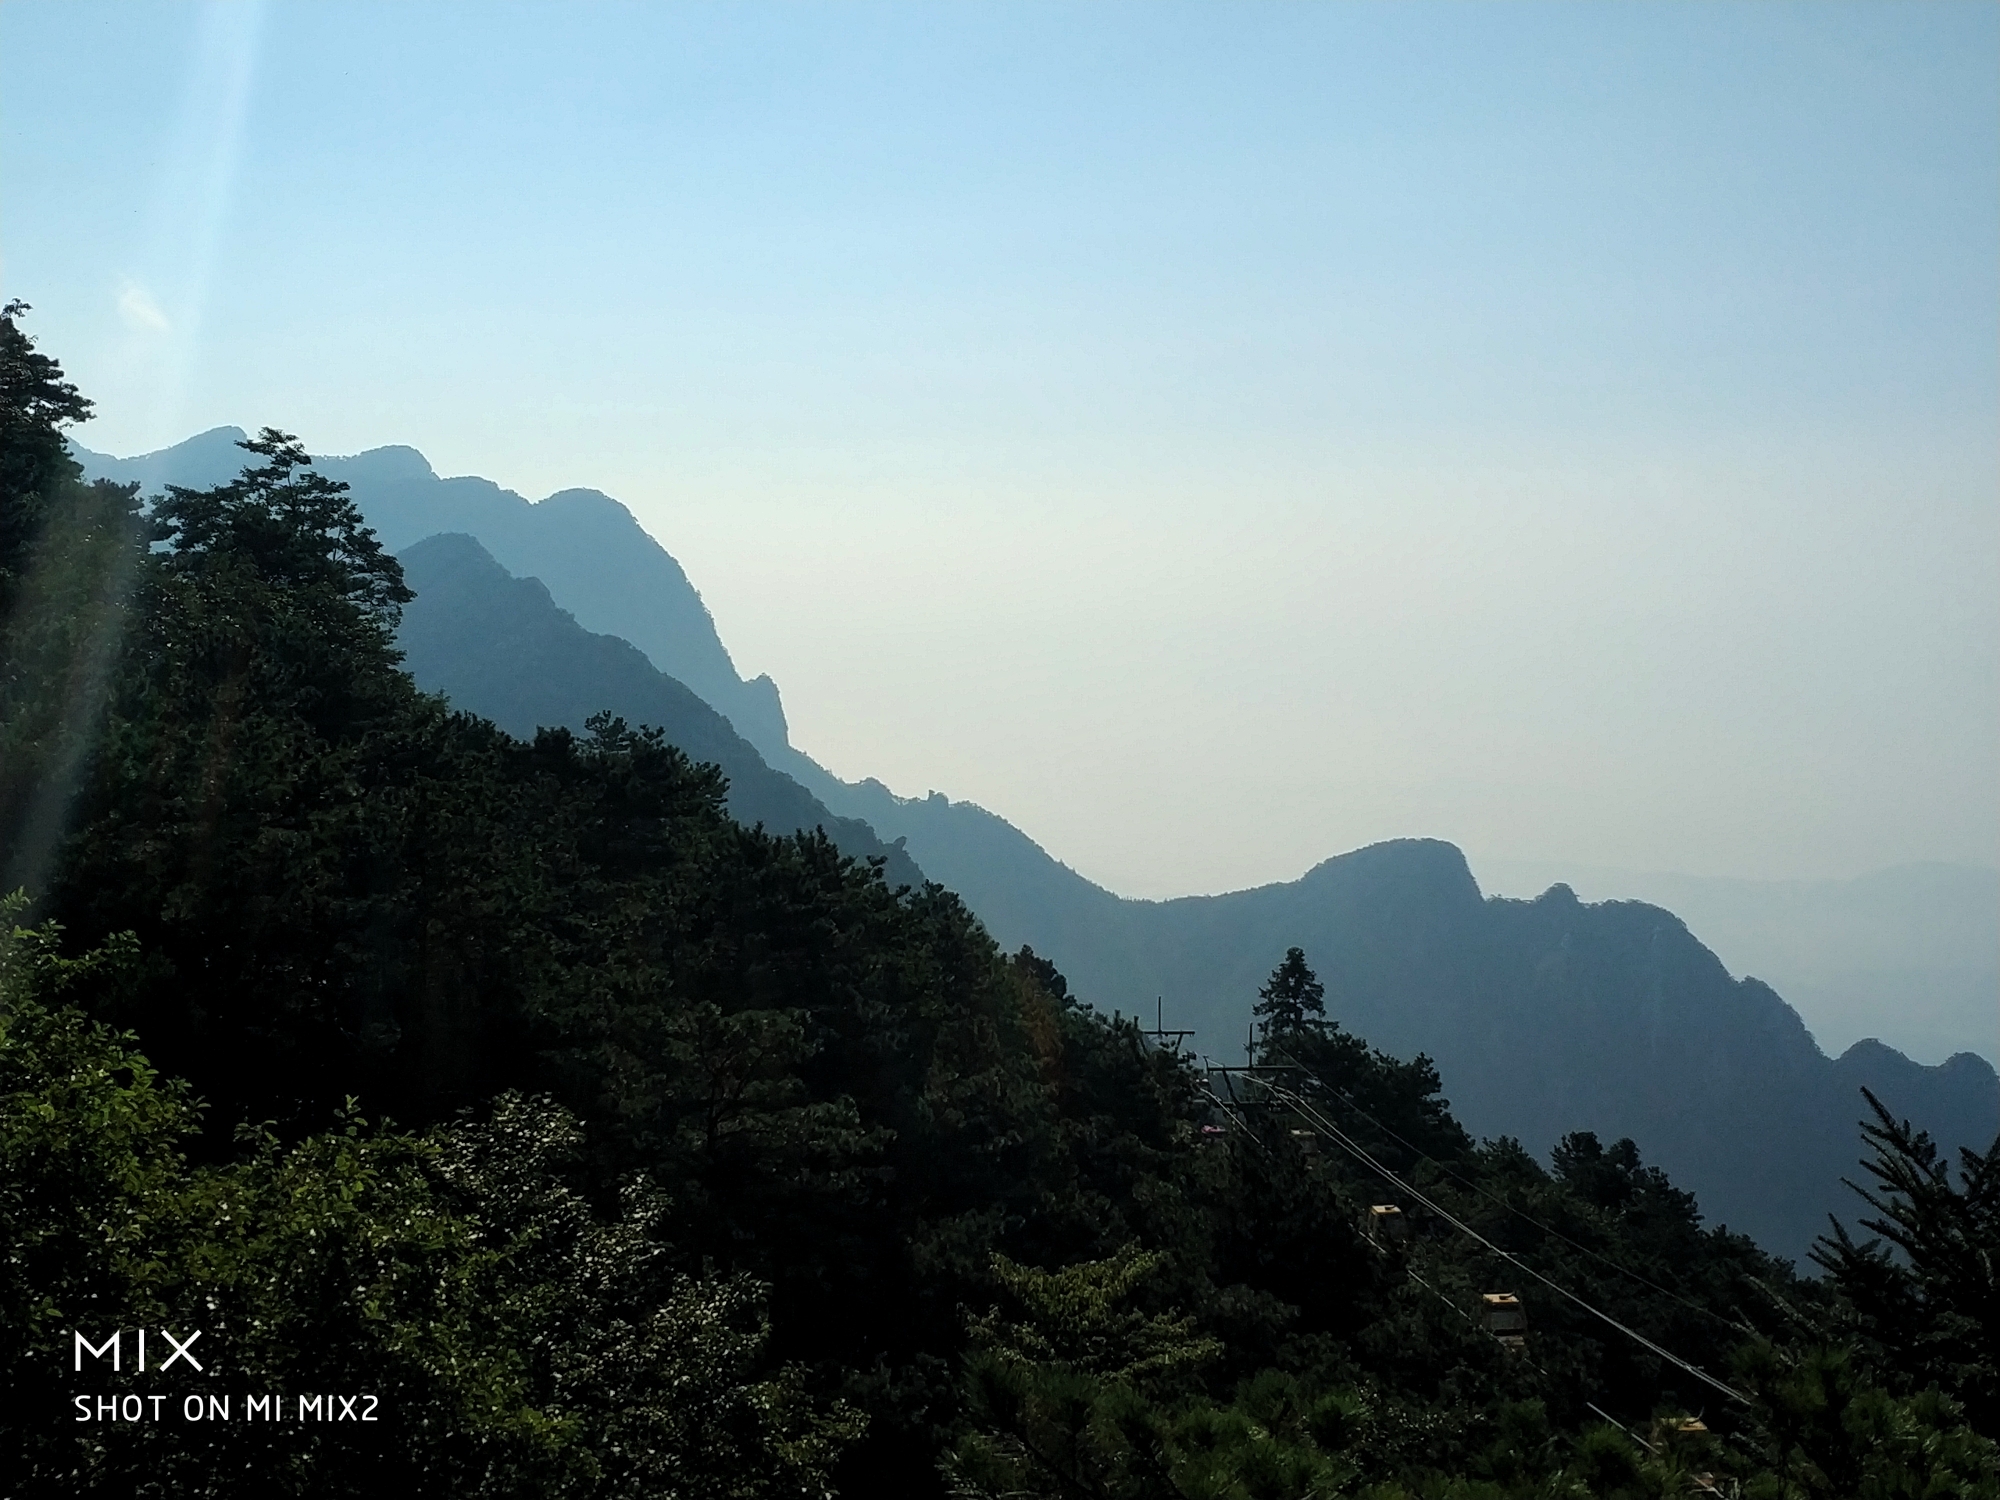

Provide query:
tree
left=1731, top=1344, right=1998, bottom=1498
left=149, top=427, right=411, bottom=627
left=1253, top=947, right=1325, bottom=1041
left=948, top=1249, right=1365, bottom=1500
left=21, top=312, right=1988, bottom=1497
left=40, top=428, right=442, bottom=1131
left=1, top=904, right=863, bottom=1498
left=0, top=299, right=94, bottom=606
left=0, top=302, right=146, bottom=898
left=1813, top=1088, right=1999, bottom=1435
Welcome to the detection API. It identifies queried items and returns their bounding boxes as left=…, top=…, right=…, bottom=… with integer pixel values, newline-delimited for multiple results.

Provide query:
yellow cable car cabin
left=1482, top=1292, right=1527, bottom=1347
left=1366, top=1204, right=1407, bottom=1244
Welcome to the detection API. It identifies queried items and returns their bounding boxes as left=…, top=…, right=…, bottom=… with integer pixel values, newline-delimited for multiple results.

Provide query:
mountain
left=73, top=429, right=1999, bottom=1261
left=71, top=430, right=793, bottom=761
left=386, top=533, right=1995, bottom=1259
left=1476, top=858, right=1998, bottom=1066
left=1132, top=844, right=1996, bottom=1262
left=395, top=532, right=923, bottom=891
left=771, top=786, right=1997, bottom=1258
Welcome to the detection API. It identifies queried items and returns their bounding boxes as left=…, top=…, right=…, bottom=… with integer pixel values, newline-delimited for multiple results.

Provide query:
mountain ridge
left=394, top=531, right=924, bottom=891
left=72, top=429, right=1998, bottom=1260
left=1476, top=856, right=1998, bottom=1065
left=72, top=429, right=794, bottom=760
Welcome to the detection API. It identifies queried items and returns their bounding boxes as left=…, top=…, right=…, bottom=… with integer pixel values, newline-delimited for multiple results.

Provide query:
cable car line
left=1205, top=1063, right=1749, bottom=1406
left=1267, top=1047, right=1776, bottom=1343
left=1408, top=1258, right=1671, bottom=1458
left=1269, top=1047, right=1817, bottom=1366
left=1269, top=1079, right=1749, bottom=1406
left=1199, top=1069, right=1749, bottom=1462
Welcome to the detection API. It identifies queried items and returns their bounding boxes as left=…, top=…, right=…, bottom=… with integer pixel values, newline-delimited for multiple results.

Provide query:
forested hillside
left=72, top=433, right=1997, bottom=1242
left=394, top=530, right=923, bottom=889
left=13, top=309, right=1996, bottom=1496
left=368, top=526, right=1997, bottom=1260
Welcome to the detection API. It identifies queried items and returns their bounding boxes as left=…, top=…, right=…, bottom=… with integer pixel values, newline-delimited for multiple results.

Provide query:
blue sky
left=3, top=1, right=1995, bottom=896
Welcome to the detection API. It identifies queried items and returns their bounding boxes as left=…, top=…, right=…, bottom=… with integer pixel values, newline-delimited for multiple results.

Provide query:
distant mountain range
left=74, top=428, right=2000, bottom=1261
left=396, top=532, right=924, bottom=891
left=1475, top=858, right=1998, bottom=1068
left=73, top=427, right=794, bottom=762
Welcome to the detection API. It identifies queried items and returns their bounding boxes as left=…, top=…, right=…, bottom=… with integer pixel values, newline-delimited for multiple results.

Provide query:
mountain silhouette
left=73, top=430, right=792, bottom=761
left=73, top=430, right=1999, bottom=1261
left=1477, top=858, right=1998, bottom=1066
left=395, top=532, right=923, bottom=891
left=779, top=791, right=1998, bottom=1258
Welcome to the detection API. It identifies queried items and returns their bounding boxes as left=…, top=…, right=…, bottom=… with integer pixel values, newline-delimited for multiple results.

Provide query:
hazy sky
left=4, top=2, right=1995, bottom=898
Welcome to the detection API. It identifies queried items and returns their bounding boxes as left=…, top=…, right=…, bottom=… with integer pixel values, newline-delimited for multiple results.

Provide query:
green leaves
left=1814, top=1089, right=2000, bottom=1437
left=950, top=1358, right=1364, bottom=1500
left=1, top=928, right=863, bottom=1497
left=973, top=1247, right=1221, bottom=1392
left=1252, top=948, right=1325, bottom=1043
left=1732, top=1345, right=1999, bottom=1500
left=150, top=428, right=412, bottom=627
left=0, top=301, right=95, bottom=603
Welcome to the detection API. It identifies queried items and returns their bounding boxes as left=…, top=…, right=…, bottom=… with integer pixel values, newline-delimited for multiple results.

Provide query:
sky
left=3, top=1, right=1995, bottom=900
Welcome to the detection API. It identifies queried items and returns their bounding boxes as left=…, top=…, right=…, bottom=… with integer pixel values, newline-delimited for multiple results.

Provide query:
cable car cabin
left=1289, top=1128, right=1319, bottom=1155
left=1482, top=1293, right=1527, bottom=1347
left=1366, top=1204, right=1407, bottom=1245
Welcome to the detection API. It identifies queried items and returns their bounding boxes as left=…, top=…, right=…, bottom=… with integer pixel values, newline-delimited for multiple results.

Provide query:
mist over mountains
left=73, top=427, right=794, bottom=761
left=1476, top=858, right=1998, bottom=1067
left=74, top=429, right=2000, bottom=1261
left=395, top=531, right=923, bottom=890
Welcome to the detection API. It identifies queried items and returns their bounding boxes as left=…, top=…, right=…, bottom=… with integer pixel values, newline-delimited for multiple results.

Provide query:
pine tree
left=1254, top=946, right=1325, bottom=1040
left=0, top=300, right=94, bottom=609
left=0, top=302, right=145, bottom=900
left=1813, top=1088, right=1999, bottom=1435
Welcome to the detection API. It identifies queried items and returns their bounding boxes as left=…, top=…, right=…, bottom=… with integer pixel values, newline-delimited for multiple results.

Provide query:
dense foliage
left=2, top=307, right=1995, bottom=1496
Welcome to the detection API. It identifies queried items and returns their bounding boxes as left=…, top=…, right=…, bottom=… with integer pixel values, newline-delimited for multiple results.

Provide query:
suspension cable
left=1269, top=1047, right=1784, bottom=1341
left=1225, top=1069, right=1750, bottom=1406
